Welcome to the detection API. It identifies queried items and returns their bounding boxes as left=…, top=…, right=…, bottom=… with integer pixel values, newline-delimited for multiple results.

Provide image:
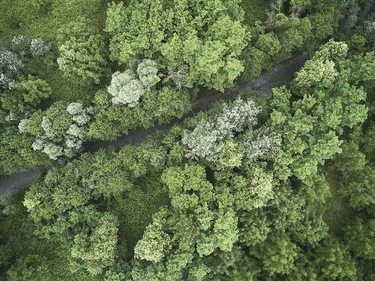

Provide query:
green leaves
left=252, top=232, right=298, bottom=276
left=106, top=0, right=248, bottom=91
left=57, top=17, right=106, bottom=85
left=270, top=40, right=368, bottom=184
left=71, top=212, right=119, bottom=276
left=20, top=101, right=92, bottom=159
left=108, top=59, right=160, bottom=107
left=345, top=216, right=375, bottom=260
left=134, top=209, right=171, bottom=262
left=161, top=163, right=214, bottom=209
left=7, top=254, right=54, bottom=281
left=312, top=237, right=357, bottom=281
left=88, top=84, right=192, bottom=141
left=1, top=75, right=51, bottom=114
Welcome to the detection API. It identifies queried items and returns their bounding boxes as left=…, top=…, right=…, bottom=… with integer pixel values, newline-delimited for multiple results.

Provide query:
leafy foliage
left=108, top=59, right=160, bottom=107
left=105, top=0, right=247, bottom=91
left=1, top=75, right=51, bottom=116
left=270, top=40, right=368, bottom=184
left=1, top=0, right=375, bottom=280
left=0, top=48, right=24, bottom=91
left=56, top=17, right=106, bottom=85
left=20, top=101, right=92, bottom=159
left=182, top=97, right=280, bottom=169
left=71, top=212, right=119, bottom=276
left=88, top=86, right=192, bottom=140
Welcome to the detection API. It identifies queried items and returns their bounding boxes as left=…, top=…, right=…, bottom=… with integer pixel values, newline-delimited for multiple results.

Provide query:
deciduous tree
left=105, top=0, right=247, bottom=91
left=57, top=17, right=106, bottom=85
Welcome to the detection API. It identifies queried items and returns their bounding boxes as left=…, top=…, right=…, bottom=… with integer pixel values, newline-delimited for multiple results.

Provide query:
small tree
left=30, top=38, right=51, bottom=57
left=0, top=49, right=24, bottom=91
left=137, top=59, right=160, bottom=88
left=20, top=101, right=92, bottom=160
left=71, top=212, right=119, bottom=276
left=108, top=70, right=144, bottom=107
left=1, top=75, right=51, bottom=115
left=108, top=59, right=160, bottom=107
left=57, top=18, right=106, bottom=84
left=134, top=209, right=171, bottom=262
left=10, top=35, right=29, bottom=56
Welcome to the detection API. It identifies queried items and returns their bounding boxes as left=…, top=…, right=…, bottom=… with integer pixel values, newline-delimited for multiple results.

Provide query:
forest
left=1, top=0, right=375, bottom=280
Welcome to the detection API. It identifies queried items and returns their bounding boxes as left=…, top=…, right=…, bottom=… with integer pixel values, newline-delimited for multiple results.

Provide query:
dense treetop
left=106, top=0, right=248, bottom=91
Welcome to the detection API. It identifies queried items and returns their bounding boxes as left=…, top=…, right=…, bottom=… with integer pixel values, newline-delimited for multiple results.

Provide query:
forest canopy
left=1, top=0, right=375, bottom=280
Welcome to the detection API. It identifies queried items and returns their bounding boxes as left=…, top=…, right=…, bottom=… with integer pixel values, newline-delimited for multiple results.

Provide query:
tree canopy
left=105, top=0, right=248, bottom=91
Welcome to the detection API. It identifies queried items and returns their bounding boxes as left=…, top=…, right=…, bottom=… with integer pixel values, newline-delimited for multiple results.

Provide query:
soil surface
left=0, top=51, right=310, bottom=197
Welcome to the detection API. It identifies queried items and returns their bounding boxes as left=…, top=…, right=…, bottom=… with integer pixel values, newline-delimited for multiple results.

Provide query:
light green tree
left=108, top=59, right=160, bottom=107
left=71, top=212, right=119, bottom=276
left=270, top=41, right=368, bottom=184
left=20, top=101, right=92, bottom=159
left=57, top=17, right=106, bottom=85
left=134, top=209, right=171, bottom=263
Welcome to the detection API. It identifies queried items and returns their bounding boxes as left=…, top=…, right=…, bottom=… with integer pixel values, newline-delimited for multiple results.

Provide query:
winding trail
left=0, top=51, right=310, bottom=197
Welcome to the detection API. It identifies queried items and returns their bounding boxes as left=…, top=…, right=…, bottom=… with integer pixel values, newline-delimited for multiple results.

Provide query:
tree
left=88, top=85, right=192, bottom=141
left=0, top=48, right=24, bottom=91
left=312, top=236, right=357, bottom=281
left=0, top=125, right=51, bottom=176
left=56, top=17, right=106, bottom=85
left=134, top=209, right=171, bottom=263
left=71, top=212, right=119, bottom=276
left=344, top=216, right=375, bottom=260
left=273, top=14, right=312, bottom=60
left=254, top=31, right=282, bottom=69
left=30, top=38, right=51, bottom=57
left=182, top=98, right=279, bottom=170
left=105, top=0, right=248, bottom=91
left=182, top=98, right=261, bottom=161
left=20, top=101, right=92, bottom=159
left=309, top=5, right=339, bottom=41
left=1, top=75, right=51, bottom=115
left=108, top=70, right=144, bottom=107
left=7, top=254, right=54, bottom=281
left=339, top=165, right=375, bottom=212
left=10, top=35, right=30, bottom=56
left=108, top=59, right=160, bottom=107
left=270, top=41, right=368, bottom=184
left=23, top=154, right=126, bottom=275
left=293, top=39, right=348, bottom=94
left=251, top=232, right=298, bottom=276
left=142, top=86, right=192, bottom=125
left=136, top=59, right=160, bottom=89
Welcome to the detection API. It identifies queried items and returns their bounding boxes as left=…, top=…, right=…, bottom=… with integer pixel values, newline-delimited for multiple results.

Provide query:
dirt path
left=0, top=170, right=41, bottom=197
left=0, top=51, right=310, bottom=197
left=85, top=51, right=309, bottom=152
